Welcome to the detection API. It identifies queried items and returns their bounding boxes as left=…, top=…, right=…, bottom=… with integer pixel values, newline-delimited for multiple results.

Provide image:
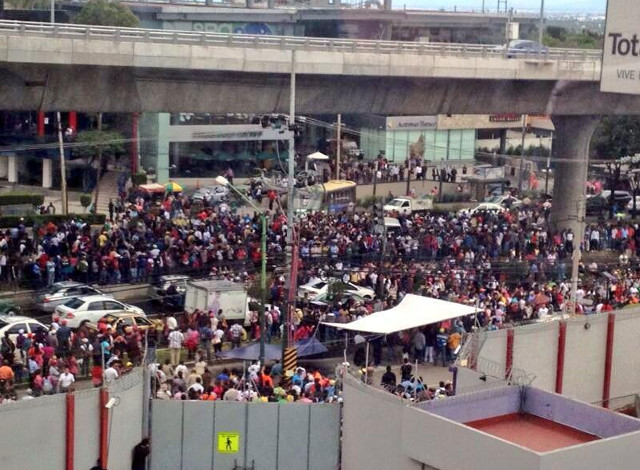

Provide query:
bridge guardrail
left=0, top=20, right=602, bottom=62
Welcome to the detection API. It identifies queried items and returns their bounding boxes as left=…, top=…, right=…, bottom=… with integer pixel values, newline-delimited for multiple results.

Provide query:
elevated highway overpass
left=0, top=21, right=631, bottom=237
left=0, top=20, right=618, bottom=116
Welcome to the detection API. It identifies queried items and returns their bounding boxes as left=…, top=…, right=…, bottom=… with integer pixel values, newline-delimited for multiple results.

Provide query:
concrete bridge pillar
left=42, top=158, right=52, bottom=189
left=7, top=154, right=17, bottom=183
left=549, top=115, right=600, bottom=237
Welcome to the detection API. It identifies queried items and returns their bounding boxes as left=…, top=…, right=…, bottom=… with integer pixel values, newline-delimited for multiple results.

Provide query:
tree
left=591, top=117, right=640, bottom=159
left=74, top=0, right=139, bottom=28
left=73, top=130, right=125, bottom=192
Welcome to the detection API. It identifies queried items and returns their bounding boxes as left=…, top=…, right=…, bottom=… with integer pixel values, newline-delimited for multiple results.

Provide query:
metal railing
left=0, top=20, right=603, bottom=62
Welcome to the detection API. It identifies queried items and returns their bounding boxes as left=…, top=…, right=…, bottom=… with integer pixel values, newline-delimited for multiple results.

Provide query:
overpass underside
left=1, top=63, right=639, bottom=116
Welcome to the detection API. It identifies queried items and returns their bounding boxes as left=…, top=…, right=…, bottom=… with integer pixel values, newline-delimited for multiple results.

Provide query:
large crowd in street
left=0, top=177, right=639, bottom=404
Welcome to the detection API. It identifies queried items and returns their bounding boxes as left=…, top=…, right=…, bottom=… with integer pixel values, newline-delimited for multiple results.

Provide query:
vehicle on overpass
left=191, top=185, right=230, bottom=204
left=55, top=295, right=145, bottom=328
left=35, top=281, right=107, bottom=313
left=383, top=195, right=433, bottom=216
left=494, top=39, right=549, bottom=58
left=86, top=312, right=162, bottom=334
left=0, top=315, right=48, bottom=342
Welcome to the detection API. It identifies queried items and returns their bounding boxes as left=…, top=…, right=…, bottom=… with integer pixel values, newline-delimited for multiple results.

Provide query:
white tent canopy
left=306, top=151, right=330, bottom=161
left=322, top=294, right=477, bottom=334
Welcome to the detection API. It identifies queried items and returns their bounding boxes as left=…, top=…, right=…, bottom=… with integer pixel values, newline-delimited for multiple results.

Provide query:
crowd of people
left=0, top=313, right=146, bottom=403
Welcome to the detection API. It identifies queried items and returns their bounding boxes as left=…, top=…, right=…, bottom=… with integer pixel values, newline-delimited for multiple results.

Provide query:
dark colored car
left=585, top=196, right=608, bottom=216
left=498, top=40, right=549, bottom=58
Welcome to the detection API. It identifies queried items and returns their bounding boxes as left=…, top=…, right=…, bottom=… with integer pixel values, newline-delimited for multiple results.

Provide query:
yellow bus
left=293, top=180, right=357, bottom=212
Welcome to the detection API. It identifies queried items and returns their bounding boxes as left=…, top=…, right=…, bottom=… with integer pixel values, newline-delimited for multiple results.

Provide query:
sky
left=399, top=0, right=606, bottom=14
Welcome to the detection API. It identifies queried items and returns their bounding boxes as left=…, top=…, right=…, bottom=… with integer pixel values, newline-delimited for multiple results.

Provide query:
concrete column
left=42, top=158, right=53, bottom=188
left=267, top=0, right=274, bottom=7
left=499, top=129, right=508, bottom=154
left=7, top=154, right=17, bottom=183
left=157, top=113, right=171, bottom=183
left=549, top=115, right=600, bottom=236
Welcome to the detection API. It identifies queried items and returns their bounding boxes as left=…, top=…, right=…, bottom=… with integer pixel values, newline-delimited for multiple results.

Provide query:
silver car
left=35, top=281, right=106, bottom=313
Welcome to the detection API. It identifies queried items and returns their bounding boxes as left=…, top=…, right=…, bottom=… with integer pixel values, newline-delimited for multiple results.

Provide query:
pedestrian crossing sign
left=217, top=432, right=240, bottom=454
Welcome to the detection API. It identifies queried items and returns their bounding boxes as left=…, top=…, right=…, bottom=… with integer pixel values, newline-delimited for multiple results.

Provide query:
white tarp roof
left=322, top=294, right=477, bottom=334
left=306, top=151, right=330, bottom=161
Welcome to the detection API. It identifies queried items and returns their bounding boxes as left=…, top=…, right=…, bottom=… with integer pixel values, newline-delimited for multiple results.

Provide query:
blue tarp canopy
left=219, top=337, right=328, bottom=361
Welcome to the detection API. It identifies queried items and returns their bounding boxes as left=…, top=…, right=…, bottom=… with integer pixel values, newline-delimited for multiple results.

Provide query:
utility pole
left=336, top=114, right=341, bottom=180
left=544, top=131, right=553, bottom=195
left=517, top=114, right=527, bottom=195
left=56, top=112, right=68, bottom=215
left=538, top=0, right=545, bottom=45
left=283, top=50, right=296, bottom=363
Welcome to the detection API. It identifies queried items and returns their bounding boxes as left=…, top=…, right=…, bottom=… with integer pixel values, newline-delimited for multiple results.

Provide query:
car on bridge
left=54, top=295, right=145, bottom=328
left=495, top=40, right=549, bottom=58
left=457, top=202, right=506, bottom=217
left=35, top=281, right=107, bottom=313
left=297, top=278, right=375, bottom=301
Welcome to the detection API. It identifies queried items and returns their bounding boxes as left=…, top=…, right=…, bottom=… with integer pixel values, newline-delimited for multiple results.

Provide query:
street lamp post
left=215, top=175, right=267, bottom=366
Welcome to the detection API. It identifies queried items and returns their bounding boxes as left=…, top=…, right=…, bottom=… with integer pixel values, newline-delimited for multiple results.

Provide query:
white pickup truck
left=383, top=196, right=433, bottom=216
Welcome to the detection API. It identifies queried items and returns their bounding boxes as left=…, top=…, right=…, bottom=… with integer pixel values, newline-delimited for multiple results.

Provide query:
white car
left=458, top=203, right=506, bottom=217
left=192, top=186, right=229, bottom=203
left=297, top=278, right=375, bottom=301
left=485, top=194, right=522, bottom=208
left=54, top=295, right=145, bottom=328
left=0, top=315, right=48, bottom=342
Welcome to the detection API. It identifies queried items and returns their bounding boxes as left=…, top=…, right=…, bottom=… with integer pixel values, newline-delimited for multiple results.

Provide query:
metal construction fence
left=150, top=400, right=341, bottom=470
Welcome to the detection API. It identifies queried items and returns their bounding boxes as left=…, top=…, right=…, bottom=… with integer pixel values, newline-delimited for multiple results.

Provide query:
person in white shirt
left=58, top=366, right=75, bottom=392
left=537, top=304, right=549, bottom=321
left=104, top=365, right=119, bottom=383
left=174, top=362, right=188, bottom=379
left=168, top=329, right=184, bottom=365
left=166, top=315, right=178, bottom=332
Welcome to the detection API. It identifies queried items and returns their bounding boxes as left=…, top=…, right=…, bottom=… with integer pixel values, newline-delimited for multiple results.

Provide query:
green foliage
left=591, top=116, right=640, bottom=159
left=74, top=0, right=140, bottom=27
left=542, top=27, right=603, bottom=49
left=0, top=193, right=44, bottom=207
left=3, top=0, right=49, bottom=9
left=358, top=195, right=383, bottom=208
left=131, top=171, right=147, bottom=187
left=0, top=213, right=106, bottom=228
left=73, top=130, right=126, bottom=164
left=80, top=193, right=93, bottom=209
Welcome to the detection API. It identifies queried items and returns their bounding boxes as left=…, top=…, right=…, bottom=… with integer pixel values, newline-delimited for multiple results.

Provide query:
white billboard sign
left=601, top=0, right=640, bottom=94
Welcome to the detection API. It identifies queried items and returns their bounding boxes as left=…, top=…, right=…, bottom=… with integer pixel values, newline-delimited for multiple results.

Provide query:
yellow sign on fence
left=217, top=432, right=240, bottom=454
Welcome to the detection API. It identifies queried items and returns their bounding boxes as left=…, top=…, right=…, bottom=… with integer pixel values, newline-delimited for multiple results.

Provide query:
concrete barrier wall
left=74, top=388, right=101, bottom=470
left=0, top=369, right=145, bottom=470
left=150, top=400, right=340, bottom=470
left=0, top=394, right=67, bottom=470
left=108, top=370, right=145, bottom=470
left=562, top=315, right=608, bottom=403
left=512, top=322, right=559, bottom=392
left=476, top=309, right=640, bottom=405
left=342, top=376, right=418, bottom=470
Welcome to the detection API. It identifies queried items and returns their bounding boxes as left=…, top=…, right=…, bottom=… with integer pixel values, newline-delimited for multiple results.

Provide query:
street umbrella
left=165, top=181, right=183, bottom=193
left=295, top=337, right=329, bottom=357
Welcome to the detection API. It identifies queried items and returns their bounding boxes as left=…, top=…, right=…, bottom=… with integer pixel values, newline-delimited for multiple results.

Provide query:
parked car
left=54, top=295, right=145, bottom=328
left=35, top=281, right=106, bottom=313
left=192, top=186, right=229, bottom=203
left=585, top=196, right=608, bottom=216
left=147, top=275, right=190, bottom=308
left=627, top=196, right=640, bottom=214
left=458, top=203, right=506, bottom=217
left=383, top=196, right=433, bottom=216
left=0, top=315, right=48, bottom=342
left=485, top=194, right=522, bottom=208
left=297, top=278, right=375, bottom=301
left=598, top=190, right=632, bottom=205
left=0, top=299, right=21, bottom=316
left=86, top=312, right=162, bottom=334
